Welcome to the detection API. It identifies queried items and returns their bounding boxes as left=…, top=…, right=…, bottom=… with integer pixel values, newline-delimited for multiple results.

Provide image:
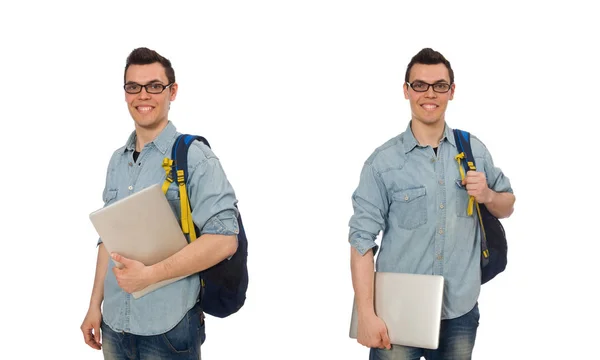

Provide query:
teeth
left=137, top=106, right=153, bottom=112
left=422, top=104, right=437, bottom=110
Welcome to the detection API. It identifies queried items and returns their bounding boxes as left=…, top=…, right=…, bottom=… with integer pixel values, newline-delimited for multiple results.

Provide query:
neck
left=411, top=119, right=445, bottom=148
left=134, top=120, right=168, bottom=152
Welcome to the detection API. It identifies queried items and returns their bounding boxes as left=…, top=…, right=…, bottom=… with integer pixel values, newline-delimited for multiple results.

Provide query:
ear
left=403, top=83, right=410, bottom=100
left=449, top=83, right=455, bottom=100
left=169, top=83, right=178, bottom=101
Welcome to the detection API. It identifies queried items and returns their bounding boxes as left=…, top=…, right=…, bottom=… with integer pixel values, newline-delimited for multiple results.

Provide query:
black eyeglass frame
left=123, top=82, right=174, bottom=94
left=406, top=81, right=453, bottom=93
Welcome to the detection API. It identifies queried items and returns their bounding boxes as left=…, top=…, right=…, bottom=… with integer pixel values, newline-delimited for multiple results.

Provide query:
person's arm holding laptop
left=348, top=163, right=392, bottom=350
left=111, top=153, right=240, bottom=294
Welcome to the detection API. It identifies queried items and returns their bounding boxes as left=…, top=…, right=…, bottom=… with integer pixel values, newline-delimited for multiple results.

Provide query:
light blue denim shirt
left=349, top=121, right=513, bottom=319
left=98, top=121, right=239, bottom=335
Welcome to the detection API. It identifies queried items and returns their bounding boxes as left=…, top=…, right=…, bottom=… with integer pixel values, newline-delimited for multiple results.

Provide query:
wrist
left=357, top=301, right=376, bottom=318
left=148, top=263, right=164, bottom=284
left=89, top=298, right=103, bottom=310
left=484, top=188, right=496, bottom=204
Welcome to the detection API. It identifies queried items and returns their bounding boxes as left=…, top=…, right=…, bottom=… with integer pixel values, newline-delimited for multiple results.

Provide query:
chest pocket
left=391, top=186, right=428, bottom=229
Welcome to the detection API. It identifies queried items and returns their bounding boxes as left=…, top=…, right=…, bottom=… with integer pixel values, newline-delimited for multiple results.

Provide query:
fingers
left=380, top=326, right=391, bottom=350
left=465, top=171, right=486, bottom=183
left=82, top=326, right=101, bottom=350
left=94, top=324, right=102, bottom=348
left=111, top=253, right=128, bottom=265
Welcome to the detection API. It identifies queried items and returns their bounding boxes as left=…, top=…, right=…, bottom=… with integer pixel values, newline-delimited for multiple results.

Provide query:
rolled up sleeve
left=188, top=156, right=239, bottom=237
left=96, top=153, right=118, bottom=247
left=483, top=149, right=513, bottom=194
left=348, top=163, right=389, bottom=256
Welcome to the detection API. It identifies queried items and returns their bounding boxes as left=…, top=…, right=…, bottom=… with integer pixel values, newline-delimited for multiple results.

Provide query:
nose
left=138, top=87, right=152, bottom=100
left=425, top=85, right=437, bottom=98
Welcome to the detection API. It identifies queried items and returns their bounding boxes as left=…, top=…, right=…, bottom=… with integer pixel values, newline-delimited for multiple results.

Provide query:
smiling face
left=403, top=63, right=455, bottom=127
left=124, top=62, right=178, bottom=131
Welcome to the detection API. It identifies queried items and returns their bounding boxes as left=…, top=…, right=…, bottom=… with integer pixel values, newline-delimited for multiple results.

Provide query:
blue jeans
left=370, top=303, right=480, bottom=360
left=101, top=301, right=206, bottom=360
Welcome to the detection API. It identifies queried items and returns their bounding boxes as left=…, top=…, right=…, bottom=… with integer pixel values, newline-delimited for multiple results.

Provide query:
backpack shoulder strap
left=172, top=134, right=211, bottom=184
left=453, top=129, right=490, bottom=261
left=163, top=134, right=211, bottom=243
left=453, top=128, right=477, bottom=216
left=453, top=129, right=476, bottom=173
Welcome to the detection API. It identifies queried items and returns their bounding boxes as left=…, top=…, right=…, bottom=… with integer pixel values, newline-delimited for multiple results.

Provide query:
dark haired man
left=348, top=48, right=515, bottom=359
left=80, top=47, right=240, bottom=359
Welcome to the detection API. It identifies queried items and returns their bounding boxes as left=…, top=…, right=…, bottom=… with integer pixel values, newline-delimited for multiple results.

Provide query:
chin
left=416, top=117, right=443, bottom=126
left=134, top=118, right=158, bottom=128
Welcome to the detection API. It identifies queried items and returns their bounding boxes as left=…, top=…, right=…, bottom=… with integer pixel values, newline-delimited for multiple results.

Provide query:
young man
left=348, top=48, right=515, bottom=359
left=80, top=47, right=239, bottom=359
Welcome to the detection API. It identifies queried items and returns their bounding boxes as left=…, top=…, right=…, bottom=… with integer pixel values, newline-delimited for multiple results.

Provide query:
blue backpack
left=161, top=134, right=249, bottom=317
left=453, top=129, right=508, bottom=284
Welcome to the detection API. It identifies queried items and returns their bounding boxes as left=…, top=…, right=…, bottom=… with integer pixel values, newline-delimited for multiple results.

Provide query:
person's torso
left=369, top=125, right=485, bottom=319
left=101, top=124, right=200, bottom=335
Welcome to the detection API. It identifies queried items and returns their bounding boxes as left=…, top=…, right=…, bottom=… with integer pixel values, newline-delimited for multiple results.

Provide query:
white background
left=1, top=1, right=598, bottom=359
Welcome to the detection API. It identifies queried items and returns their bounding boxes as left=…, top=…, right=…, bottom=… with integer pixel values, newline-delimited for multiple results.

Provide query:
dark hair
left=405, top=48, right=454, bottom=84
left=124, top=47, right=175, bottom=84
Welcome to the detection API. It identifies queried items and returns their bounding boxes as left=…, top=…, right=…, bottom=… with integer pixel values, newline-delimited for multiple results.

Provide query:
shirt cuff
left=349, top=231, right=379, bottom=256
left=200, top=210, right=239, bottom=236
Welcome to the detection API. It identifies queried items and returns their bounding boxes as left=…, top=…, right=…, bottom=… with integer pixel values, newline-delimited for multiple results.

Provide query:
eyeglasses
left=124, top=82, right=173, bottom=94
left=406, top=81, right=452, bottom=93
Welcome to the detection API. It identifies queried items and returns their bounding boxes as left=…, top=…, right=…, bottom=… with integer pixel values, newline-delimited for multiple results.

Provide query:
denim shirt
left=348, top=122, right=513, bottom=319
left=98, top=121, right=239, bottom=335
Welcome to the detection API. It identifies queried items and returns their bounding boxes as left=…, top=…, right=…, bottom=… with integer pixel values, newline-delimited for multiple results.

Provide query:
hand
left=80, top=306, right=102, bottom=350
left=357, top=312, right=391, bottom=350
left=111, top=253, right=154, bottom=293
left=462, top=170, right=493, bottom=204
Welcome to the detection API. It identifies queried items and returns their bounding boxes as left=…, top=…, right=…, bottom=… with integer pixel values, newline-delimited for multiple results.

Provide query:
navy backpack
left=162, top=134, right=249, bottom=317
left=453, top=129, right=508, bottom=284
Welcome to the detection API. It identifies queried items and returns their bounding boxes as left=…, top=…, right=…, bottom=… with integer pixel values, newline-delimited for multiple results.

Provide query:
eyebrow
left=124, top=79, right=165, bottom=85
left=412, top=79, right=450, bottom=84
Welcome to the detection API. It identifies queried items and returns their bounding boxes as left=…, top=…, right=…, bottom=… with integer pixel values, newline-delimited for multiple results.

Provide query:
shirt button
left=128, top=162, right=133, bottom=167
left=439, top=180, right=444, bottom=185
left=404, top=195, right=409, bottom=201
left=128, top=186, right=133, bottom=190
left=438, top=228, right=444, bottom=234
left=439, top=204, right=444, bottom=209
left=431, top=157, right=436, bottom=163
left=437, top=255, right=444, bottom=260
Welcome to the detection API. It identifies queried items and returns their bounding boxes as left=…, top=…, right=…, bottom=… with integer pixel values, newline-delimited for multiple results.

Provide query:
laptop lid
left=89, top=183, right=189, bottom=298
left=349, top=272, right=444, bottom=349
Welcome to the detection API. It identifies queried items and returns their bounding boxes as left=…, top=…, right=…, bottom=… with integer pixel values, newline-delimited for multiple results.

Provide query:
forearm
left=484, top=190, right=515, bottom=219
left=351, top=247, right=375, bottom=316
left=89, top=244, right=109, bottom=308
left=150, top=234, right=238, bottom=283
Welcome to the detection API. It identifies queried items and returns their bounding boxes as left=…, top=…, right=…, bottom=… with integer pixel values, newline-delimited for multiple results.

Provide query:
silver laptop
left=349, top=272, right=444, bottom=349
left=89, top=183, right=189, bottom=299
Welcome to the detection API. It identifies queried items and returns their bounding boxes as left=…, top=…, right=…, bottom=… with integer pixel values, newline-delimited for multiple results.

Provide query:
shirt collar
left=403, top=121, right=456, bottom=154
left=122, top=121, right=177, bottom=155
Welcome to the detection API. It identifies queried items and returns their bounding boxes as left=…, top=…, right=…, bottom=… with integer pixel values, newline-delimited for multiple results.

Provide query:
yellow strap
left=456, top=154, right=489, bottom=259
left=455, top=152, right=466, bottom=179
left=188, top=201, right=197, bottom=241
left=161, top=158, right=174, bottom=194
left=163, top=159, right=197, bottom=243
left=454, top=153, right=475, bottom=216
left=177, top=170, right=198, bottom=242
left=177, top=170, right=189, bottom=233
